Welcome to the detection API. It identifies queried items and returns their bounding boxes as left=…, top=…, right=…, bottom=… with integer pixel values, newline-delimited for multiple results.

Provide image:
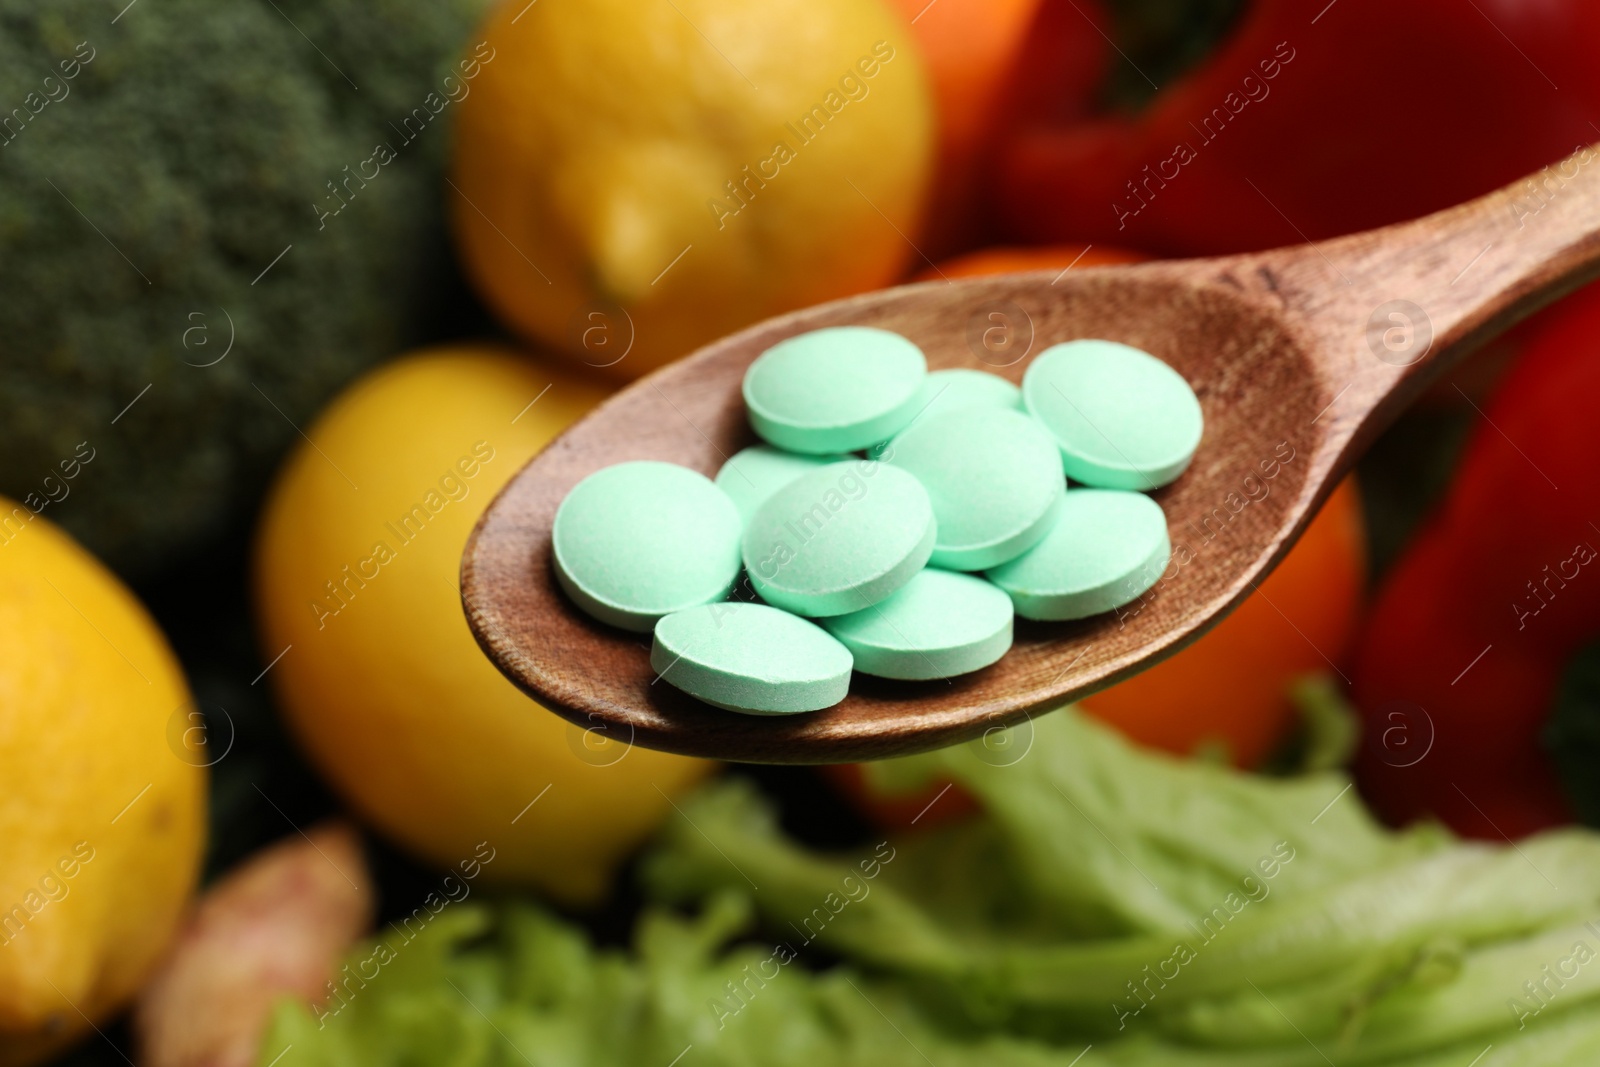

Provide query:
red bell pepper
left=1352, top=284, right=1600, bottom=840
left=890, top=0, right=1110, bottom=256
left=1000, top=0, right=1600, bottom=255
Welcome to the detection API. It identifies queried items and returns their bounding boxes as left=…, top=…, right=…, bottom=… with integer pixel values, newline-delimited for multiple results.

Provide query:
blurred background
left=5, top=0, right=1600, bottom=1063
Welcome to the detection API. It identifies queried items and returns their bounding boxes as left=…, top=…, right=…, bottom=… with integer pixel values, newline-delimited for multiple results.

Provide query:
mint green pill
left=821, top=568, right=1013, bottom=680
left=652, top=602, right=852, bottom=714
left=868, top=368, right=1024, bottom=458
left=917, top=368, right=1023, bottom=419
left=743, top=460, right=935, bottom=617
left=714, top=445, right=851, bottom=524
left=1022, top=340, right=1203, bottom=490
left=883, top=407, right=1064, bottom=571
left=552, top=461, right=741, bottom=632
left=743, top=326, right=927, bottom=453
left=985, top=488, right=1170, bottom=621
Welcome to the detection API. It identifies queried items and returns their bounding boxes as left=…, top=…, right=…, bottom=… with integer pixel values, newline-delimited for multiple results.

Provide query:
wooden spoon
left=462, top=147, right=1600, bottom=764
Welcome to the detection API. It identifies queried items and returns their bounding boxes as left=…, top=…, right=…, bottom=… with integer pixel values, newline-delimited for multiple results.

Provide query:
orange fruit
left=916, top=243, right=1149, bottom=280
left=889, top=0, right=1047, bottom=254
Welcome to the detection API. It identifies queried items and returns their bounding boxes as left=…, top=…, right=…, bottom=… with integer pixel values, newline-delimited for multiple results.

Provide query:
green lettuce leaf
left=261, top=701, right=1600, bottom=1067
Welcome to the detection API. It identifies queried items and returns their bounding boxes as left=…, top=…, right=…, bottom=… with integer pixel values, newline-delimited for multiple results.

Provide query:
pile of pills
left=551, top=326, right=1202, bottom=715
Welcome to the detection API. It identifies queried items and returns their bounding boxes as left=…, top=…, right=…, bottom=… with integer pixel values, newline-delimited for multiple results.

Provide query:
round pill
left=1022, top=339, right=1203, bottom=490
left=917, top=368, right=1023, bottom=419
left=714, top=445, right=852, bottom=524
left=882, top=407, right=1064, bottom=571
left=552, top=461, right=742, bottom=632
left=868, top=368, right=1025, bottom=458
left=651, top=602, right=852, bottom=714
left=985, top=488, right=1171, bottom=621
left=743, top=326, right=927, bottom=453
left=742, top=460, right=935, bottom=617
left=821, top=568, right=1013, bottom=680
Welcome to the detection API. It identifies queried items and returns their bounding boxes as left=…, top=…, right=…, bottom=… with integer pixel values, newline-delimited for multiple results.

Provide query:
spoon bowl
left=462, top=147, right=1600, bottom=762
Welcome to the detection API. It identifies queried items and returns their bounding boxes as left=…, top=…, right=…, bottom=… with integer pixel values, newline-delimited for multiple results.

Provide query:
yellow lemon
left=253, top=346, right=716, bottom=905
left=0, top=503, right=204, bottom=1067
left=450, top=0, right=933, bottom=379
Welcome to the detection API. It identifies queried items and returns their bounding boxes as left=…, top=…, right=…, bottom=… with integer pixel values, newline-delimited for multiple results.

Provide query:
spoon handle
left=1239, top=143, right=1600, bottom=455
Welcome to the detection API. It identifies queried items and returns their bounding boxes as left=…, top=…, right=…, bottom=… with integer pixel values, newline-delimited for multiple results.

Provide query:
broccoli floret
left=0, top=0, right=490, bottom=571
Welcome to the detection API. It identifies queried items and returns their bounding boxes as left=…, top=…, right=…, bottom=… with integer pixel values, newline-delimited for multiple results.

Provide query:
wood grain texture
left=462, top=146, right=1600, bottom=764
